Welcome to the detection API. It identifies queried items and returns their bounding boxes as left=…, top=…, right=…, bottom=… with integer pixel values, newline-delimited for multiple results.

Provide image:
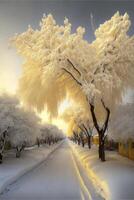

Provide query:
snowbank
left=70, top=142, right=134, bottom=200
left=0, top=142, right=63, bottom=194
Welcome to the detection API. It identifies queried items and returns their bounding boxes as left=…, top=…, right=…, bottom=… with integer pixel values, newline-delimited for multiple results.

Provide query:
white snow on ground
left=0, top=140, right=102, bottom=200
left=0, top=142, right=63, bottom=194
left=1, top=139, right=132, bottom=200
left=70, top=141, right=134, bottom=200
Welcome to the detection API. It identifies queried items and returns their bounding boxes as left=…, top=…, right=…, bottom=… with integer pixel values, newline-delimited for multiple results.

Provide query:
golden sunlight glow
left=38, top=98, right=73, bottom=135
left=70, top=143, right=111, bottom=200
left=58, top=98, right=72, bottom=114
left=71, top=151, right=92, bottom=199
left=52, top=118, right=68, bottom=134
left=0, top=74, right=16, bottom=94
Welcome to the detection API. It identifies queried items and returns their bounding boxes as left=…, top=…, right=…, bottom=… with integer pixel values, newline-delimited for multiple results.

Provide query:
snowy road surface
left=0, top=140, right=102, bottom=200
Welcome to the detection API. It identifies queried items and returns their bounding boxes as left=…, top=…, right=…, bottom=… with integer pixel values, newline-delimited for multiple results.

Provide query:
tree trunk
left=81, top=124, right=92, bottom=149
left=89, top=101, right=110, bottom=162
left=37, top=139, right=40, bottom=147
left=78, top=138, right=81, bottom=145
left=98, top=134, right=101, bottom=159
left=82, top=141, right=85, bottom=147
left=16, top=145, right=24, bottom=158
left=16, top=150, right=21, bottom=158
left=48, top=139, right=51, bottom=146
left=0, top=153, right=3, bottom=164
left=79, top=134, right=85, bottom=148
left=100, top=139, right=105, bottom=162
left=87, top=136, right=91, bottom=149
left=101, top=144, right=105, bottom=162
left=0, top=130, right=8, bottom=163
left=81, top=138, right=85, bottom=147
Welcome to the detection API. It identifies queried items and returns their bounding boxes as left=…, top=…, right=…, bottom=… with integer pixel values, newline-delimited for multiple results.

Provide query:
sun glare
left=38, top=98, right=72, bottom=135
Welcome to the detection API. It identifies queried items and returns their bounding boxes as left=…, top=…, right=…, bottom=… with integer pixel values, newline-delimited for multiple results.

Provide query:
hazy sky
left=0, top=0, right=134, bottom=97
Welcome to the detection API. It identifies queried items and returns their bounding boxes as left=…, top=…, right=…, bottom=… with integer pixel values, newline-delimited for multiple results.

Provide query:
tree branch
left=88, top=125, right=94, bottom=135
left=73, top=131, right=78, bottom=139
left=82, top=124, right=90, bottom=136
left=62, top=67, right=82, bottom=86
left=67, top=59, right=81, bottom=76
left=78, top=125, right=88, bottom=137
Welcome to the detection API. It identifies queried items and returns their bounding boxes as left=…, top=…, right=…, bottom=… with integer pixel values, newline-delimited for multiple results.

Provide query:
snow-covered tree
left=0, top=94, right=19, bottom=131
left=9, top=108, right=41, bottom=157
left=40, top=124, right=64, bottom=145
left=39, top=124, right=51, bottom=145
left=61, top=105, right=93, bottom=148
left=109, top=103, right=134, bottom=141
left=0, top=94, right=19, bottom=162
left=0, top=94, right=41, bottom=160
left=11, top=12, right=134, bottom=161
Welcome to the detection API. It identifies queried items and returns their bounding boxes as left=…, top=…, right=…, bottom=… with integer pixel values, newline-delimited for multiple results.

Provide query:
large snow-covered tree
left=11, top=12, right=134, bottom=161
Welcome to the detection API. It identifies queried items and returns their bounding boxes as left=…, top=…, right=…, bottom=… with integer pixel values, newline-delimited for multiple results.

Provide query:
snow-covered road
left=0, top=141, right=102, bottom=200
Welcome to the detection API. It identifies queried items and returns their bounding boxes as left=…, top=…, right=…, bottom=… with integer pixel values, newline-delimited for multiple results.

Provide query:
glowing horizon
left=38, top=98, right=72, bottom=135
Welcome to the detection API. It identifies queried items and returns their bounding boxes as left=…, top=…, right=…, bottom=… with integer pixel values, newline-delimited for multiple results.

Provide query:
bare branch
left=73, top=131, right=78, bottom=138
left=82, top=124, right=90, bottom=136
left=67, top=59, right=81, bottom=76
left=62, top=67, right=82, bottom=86
left=101, top=99, right=106, bottom=109
left=78, top=125, right=88, bottom=137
